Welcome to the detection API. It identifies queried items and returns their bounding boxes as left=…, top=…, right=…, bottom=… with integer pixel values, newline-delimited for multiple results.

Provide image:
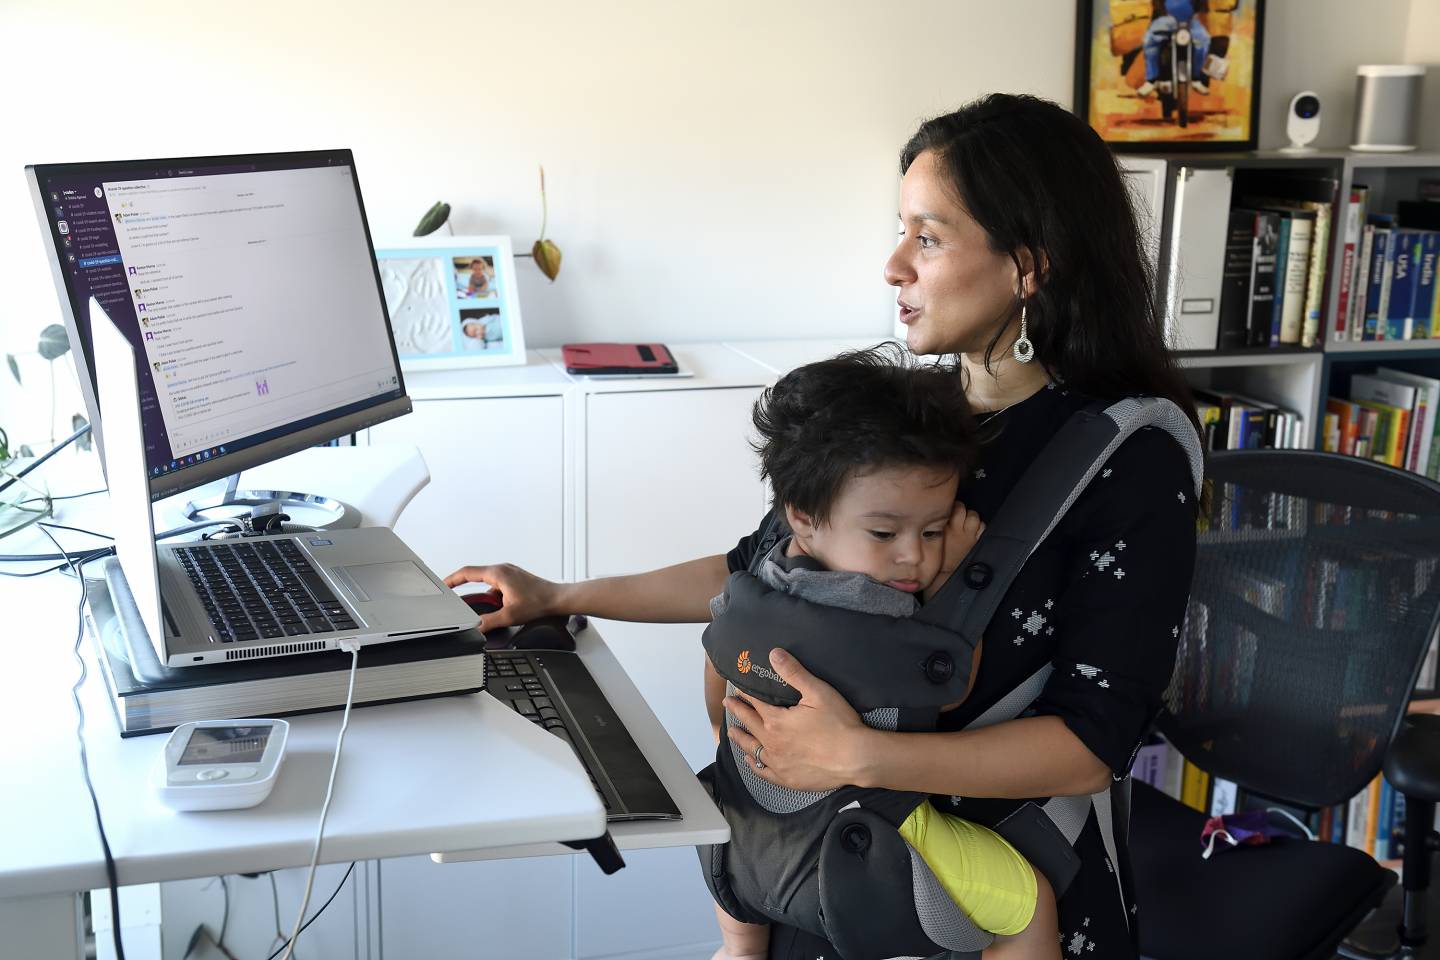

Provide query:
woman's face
left=885, top=150, right=1019, bottom=358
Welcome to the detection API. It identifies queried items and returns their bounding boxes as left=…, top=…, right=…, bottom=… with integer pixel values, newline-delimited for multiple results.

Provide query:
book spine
left=1271, top=214, right=1294, bottom=346
left=1364, top=227, right=1392, bottom=341
left=1353, top=223, right=1376, bottom=341
left=1336, top=189, right=1364, bottom=340
left=1249, top=212, right=1281, bottom=347
left=1378, top=229, right=1398, bottom=341
left=1300, top=204, right=1330, bottom=347
left=1209, top=777, right=1239, bottom=817
left=1366, top=775, right=1383, bottom=856
left=1409, top=395, right=1428, bottom=472
left=1347, top=784, right=1370, bottom=851
left=1218, top=209, right=1258, bottom=350
left=1378, top=779, right=1394, bottom=859
left=1414, top=233, right=1438, bottom=339
left=1386, top=231, right=1419, bottom=341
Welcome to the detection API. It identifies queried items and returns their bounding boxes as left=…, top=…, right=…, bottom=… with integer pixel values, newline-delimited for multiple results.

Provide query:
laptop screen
left=28, top=150, right=407, bottom=497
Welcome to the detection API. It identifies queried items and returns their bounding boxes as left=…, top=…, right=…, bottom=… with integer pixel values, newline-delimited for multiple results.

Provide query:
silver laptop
left=93, top=296, right=478, bottom=666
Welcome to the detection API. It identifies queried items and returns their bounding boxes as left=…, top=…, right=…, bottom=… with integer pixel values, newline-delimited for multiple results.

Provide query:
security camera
left=1280, top=92, right=1321, bottom=153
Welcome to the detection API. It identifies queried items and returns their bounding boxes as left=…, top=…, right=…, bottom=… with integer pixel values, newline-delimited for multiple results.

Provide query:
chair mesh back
left=1161, top=451, right=1440, bottom=808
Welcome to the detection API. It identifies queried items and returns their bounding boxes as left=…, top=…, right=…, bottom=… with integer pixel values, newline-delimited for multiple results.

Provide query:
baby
left=704, top=345, right=1059, bottom=960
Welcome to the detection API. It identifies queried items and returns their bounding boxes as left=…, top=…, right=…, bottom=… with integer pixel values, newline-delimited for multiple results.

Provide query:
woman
left=446, top=93, right=1199, bottom=960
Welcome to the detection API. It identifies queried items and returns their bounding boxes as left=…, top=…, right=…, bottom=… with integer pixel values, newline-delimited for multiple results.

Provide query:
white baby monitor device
left=154, top=718, right=289, bottom=811
left=1281, top=92, right=1321, bottom=153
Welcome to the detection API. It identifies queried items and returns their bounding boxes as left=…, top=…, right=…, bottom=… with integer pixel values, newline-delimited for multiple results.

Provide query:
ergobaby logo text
left=736, top=650, right=788, bottom=686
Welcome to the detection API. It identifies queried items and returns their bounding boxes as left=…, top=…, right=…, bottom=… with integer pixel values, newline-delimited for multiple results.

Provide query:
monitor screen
left=26, top=150, right=409, bottom=500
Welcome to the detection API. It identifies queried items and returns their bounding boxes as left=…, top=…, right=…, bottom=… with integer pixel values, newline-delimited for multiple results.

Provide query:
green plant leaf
left=6, top=353, right=18, bottom=385
left=73, top=414, right=92, bottom=452
left=38, top=324, right=70, bottom=361
left=532, top=239, right=563, bottom=281
left=413, top=201, right=451, bottom=237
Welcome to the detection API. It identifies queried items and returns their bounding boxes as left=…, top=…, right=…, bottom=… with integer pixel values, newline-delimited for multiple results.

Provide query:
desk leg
left=0, top=893, right=84, bottom=960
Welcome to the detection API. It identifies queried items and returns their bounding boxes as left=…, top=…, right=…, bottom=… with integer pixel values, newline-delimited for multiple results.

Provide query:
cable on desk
left=0, top=421, right=91, bottom=497
left=21, top=487, right=106, bottom=505
left=37, top=523, right=125, bottom=960
left=264, top=862, right=356, bottom=960
left=280, top=640, right=361, bottom=960
left=0, top=518, right=239, bottom=566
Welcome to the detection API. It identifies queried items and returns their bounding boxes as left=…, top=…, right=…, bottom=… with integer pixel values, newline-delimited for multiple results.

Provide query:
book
left=1385, top=231, right=1421, bottom=341
left=1362, top=219, right=1395, bottom=340
left=1336, top=185, right=1369, bottom=341
left=1374, top=368, right=1440, bottom=477
left=1244, top=198, right=1329, bottom=346
left=1218, top=208, right=1259, bottom=350
left=1325, top=397, right=1363, bottom=456
left=1352, top=222, right=1377, bottom=341
left=1248, top=211, right=1281, bottom=346
left=1351, top=374, right=1418, bottom=468
left=1353, top=399, right=1409, bottom=467
left=561, top=343, right=681, bottom=375
left=1413, top=233, right=1439, bottom=339
left=84, top=573, right=489, bottom=737
left=1269, top=213, right=1293, bottom=345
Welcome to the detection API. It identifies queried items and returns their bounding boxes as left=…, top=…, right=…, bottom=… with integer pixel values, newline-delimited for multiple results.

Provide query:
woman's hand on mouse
left=443, top=563, right=560, bottom=631
left=723, top=648, right=873, bottom=792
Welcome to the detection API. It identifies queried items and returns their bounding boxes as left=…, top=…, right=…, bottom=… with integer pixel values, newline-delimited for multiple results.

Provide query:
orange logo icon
left=737, top=650, right=752, bottom=674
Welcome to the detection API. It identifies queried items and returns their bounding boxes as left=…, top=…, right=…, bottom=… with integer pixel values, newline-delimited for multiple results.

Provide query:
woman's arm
left=443, top=554, right=729, bottom=630
left=724, top=649, right=1111, bottom=798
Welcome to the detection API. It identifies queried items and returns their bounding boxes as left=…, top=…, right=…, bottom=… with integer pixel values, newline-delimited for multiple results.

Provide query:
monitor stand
left=182, top=472, right=360, bottom=531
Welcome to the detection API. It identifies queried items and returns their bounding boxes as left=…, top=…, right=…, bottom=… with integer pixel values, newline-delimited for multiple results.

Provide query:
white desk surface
left=400, top=350, right=573, bottom=402
left=1, top=447, right=723, bottom=903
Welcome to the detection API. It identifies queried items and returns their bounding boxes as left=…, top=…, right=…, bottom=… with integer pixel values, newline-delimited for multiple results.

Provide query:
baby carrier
left=697, top=397, right=1205, bottom=960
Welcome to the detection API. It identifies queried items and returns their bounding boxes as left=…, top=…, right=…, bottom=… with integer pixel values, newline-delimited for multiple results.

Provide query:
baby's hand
left=940, top=501, right=985, bottom=578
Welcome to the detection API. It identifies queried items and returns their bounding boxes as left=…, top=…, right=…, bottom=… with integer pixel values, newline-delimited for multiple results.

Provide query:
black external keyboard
left=486, top=649, right=681, bottom=822
left=174, top=540, right=357, bottom=643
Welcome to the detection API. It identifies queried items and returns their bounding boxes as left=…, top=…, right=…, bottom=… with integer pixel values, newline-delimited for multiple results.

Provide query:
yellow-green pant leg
left=895, top=802, right=1038, bottom=936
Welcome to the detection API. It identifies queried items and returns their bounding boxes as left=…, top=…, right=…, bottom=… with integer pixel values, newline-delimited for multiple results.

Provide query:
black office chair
left=1130, top=450, right=1440, bottom=960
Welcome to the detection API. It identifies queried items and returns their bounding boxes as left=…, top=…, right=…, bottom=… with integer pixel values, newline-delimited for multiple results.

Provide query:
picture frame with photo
left=1074, top=0, right=1264, bottom=152
left=374, top=235, right=526, bottom=370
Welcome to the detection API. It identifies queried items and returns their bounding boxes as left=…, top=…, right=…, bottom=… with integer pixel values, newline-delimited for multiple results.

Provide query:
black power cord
left=0, top=422, right=91, bottom=497
left=263, top=862, right=356, bottom=960
left=37, top=522, right=125, bottom=960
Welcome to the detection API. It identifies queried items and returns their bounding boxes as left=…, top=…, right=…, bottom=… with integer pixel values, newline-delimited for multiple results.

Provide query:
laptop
left=26, top=151, right=479, bottom=668
left=92, top=295, right=479, bottom=667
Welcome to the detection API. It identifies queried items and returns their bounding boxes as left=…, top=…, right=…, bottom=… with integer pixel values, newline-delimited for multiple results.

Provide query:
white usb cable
left=280, top=637, right=361, bottom=960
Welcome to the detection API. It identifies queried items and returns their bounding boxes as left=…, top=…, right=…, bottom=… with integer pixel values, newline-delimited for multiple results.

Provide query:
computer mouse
left=510, top=616, right=577, bottom=651
left=461, top=590, right=504, bottom=615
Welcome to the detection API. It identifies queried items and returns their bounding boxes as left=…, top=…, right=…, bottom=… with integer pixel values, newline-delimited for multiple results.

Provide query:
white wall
left=1256, top=0, right=1417, bottom=150
left=1403, top=0, right=1440, bottom=151
left=0, top=0, right=1422, bottom=448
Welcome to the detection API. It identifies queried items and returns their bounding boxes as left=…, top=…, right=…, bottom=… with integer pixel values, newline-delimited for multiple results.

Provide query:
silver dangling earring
left=1013, top=300, right=1035, bottom=364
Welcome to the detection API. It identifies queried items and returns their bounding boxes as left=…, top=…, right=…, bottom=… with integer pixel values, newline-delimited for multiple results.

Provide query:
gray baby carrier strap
left=696, top=397, right=1204, bottom=960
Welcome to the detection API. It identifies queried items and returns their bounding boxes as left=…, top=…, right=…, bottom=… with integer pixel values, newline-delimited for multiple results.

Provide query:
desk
left=0, top=447, right=726, bottom=958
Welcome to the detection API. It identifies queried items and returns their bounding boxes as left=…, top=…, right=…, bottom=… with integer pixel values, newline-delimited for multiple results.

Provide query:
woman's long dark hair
left=901, top=93, right=1200, bottom=434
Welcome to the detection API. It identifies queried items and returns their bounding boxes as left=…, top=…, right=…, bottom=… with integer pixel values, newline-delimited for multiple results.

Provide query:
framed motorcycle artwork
left=1074, top=0, right=1265, bottom=151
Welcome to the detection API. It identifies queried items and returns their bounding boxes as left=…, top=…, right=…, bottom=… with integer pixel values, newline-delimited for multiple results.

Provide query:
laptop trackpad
left=336, top=561, right=442, bottom=602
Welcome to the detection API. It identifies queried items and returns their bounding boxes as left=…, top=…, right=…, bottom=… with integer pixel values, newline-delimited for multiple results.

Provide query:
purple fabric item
left=1200, top=811, right=1295, bottom=858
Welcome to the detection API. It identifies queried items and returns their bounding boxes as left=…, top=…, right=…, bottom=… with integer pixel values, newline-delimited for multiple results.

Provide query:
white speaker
left=1352, top=65, right=1425, bottom=152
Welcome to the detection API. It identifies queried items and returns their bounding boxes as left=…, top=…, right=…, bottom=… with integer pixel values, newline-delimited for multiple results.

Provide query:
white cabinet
left=381, top=855, right=575, bottom=960
left=367, top=394, right=568, bottom=582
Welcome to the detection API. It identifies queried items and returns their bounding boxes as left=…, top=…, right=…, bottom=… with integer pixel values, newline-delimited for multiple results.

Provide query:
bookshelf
left=1140, top=150, right=1440, bottom=866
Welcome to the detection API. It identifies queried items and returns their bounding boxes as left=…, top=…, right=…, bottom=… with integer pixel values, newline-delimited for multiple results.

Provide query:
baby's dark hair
left=752, top=342, right=977, bottom=526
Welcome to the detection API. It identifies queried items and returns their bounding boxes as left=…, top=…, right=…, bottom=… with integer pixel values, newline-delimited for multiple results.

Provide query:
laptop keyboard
left=174, top=539, right=357, bottom=643
left=487, top=649, right=681, bottom=821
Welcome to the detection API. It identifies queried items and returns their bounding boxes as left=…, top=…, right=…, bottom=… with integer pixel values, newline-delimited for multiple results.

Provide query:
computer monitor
left=25, top=150, right=411, bottom=502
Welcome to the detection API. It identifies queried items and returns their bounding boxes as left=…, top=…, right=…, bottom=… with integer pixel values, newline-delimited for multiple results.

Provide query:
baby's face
left=795, top=464, right=958, bottom=595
